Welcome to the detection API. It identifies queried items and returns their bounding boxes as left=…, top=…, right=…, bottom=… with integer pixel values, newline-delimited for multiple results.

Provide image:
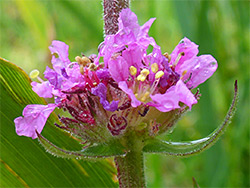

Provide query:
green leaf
left=143, top=81, right=238, bottom=156
left=38, top=133, right=126, bottom=159
left=0, top=57, right=117, bottom=187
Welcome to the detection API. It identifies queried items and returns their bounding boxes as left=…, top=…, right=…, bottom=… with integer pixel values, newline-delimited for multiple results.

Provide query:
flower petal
left=108, top=56, right=129, bottom=82
left=31, top=81, right=53, bottom=98
left=14, top=104, right=57, bottom=139
left=118, top=8, right=140, bottom=35
left=150, top=80, right=197, bottom=112
left=175, top=80, right=197, bottom=108
left=150, top=89, right=180, bottom=112
left=49, top=40, right=71, bottom=72
left=178, top=55, right=218, bottom=89
left=170, top=37, right=199, bottom=69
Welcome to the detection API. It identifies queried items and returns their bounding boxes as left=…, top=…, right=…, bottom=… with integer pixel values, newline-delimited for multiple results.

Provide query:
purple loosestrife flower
left=14, top=8, right=217, bottom=142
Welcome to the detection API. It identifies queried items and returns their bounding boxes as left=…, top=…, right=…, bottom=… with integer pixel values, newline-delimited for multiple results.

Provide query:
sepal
left=143, top=81, right=238, bottom=156
left=37, top=132, right=126, bottom=159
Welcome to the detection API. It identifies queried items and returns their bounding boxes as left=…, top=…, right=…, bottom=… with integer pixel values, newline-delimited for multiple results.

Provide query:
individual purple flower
left=169, top=37, right=218, bottom=89
left=14, top=104, right=57, bottom=139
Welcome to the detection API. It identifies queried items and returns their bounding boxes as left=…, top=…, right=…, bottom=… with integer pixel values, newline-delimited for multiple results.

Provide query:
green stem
left=114, top=134, right=146, bottom=188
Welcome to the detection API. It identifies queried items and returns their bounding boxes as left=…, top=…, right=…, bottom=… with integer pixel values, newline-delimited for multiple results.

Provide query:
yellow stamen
left=155, top=70, right=164, bottom=79
left=151, top=63, right=159, bottom=73
left=129, top=66, right=137, bottom=76
left=141, top=69, right=150, bottom=76
left=30, top=69, right=40, bottom=79
left=140, top=91, right=150, bottom=102
left=137, top=74, right=147, bottom=82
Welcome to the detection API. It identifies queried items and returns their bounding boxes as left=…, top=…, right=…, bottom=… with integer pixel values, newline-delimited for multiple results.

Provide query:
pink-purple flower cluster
left=14, top=8, right=217, bottom=140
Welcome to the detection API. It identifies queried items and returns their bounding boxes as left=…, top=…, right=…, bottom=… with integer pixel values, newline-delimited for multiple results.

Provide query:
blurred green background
left=0, top=0, right=249, bottom=187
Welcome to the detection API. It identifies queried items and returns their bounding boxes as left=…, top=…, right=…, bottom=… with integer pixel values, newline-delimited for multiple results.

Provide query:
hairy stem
left=103, top=0, right=130, bottom=36
left=115, top=134, right=146, bottom=188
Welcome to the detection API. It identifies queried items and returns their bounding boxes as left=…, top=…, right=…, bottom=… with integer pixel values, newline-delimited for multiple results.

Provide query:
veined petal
left=178, top=55, right=218, bottom=89
left=175, top=80, right=197, bottom=108
left=118, top=8, right=140, bottom=35
left=108, top=56, right=129, bottom=82
left=31, top=81, right=53, bottom=98
left=44, top=66, right=62, bottom=89
left=122, top=44, right=143, bottom=69
left=150, top=80, right=197, bottom=112
left=14, top=104, right=57, bottom=139
left=150, top=89, right=180, bottom=112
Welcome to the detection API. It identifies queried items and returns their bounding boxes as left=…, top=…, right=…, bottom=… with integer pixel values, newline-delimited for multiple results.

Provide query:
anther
left=141, top=69, right=150, bottom=76
left=137, top=74, right=146, bottom=82
left=129, top=66, right=137, bottom=76
left=151, top=63, right=159, bottom=73
left=137, top=69, right=150, bottom=82
left=163, top=52, right=171, bottom=62
left=30, top=69, right=40, bottom=79
left=75, top=56, right=91, bottom=66
left=89, top=63, right=97, bottom=71
left=155, top=71, right=164, bottom=79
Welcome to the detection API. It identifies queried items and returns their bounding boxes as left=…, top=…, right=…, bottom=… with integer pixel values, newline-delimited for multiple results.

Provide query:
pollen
left=151, top=63, right=159, bottom=73
left=30, top=69, right=40, bottom=79
left=129, top=66, right=137, bottom=76
left=155, top=71, right=164, bottom=79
